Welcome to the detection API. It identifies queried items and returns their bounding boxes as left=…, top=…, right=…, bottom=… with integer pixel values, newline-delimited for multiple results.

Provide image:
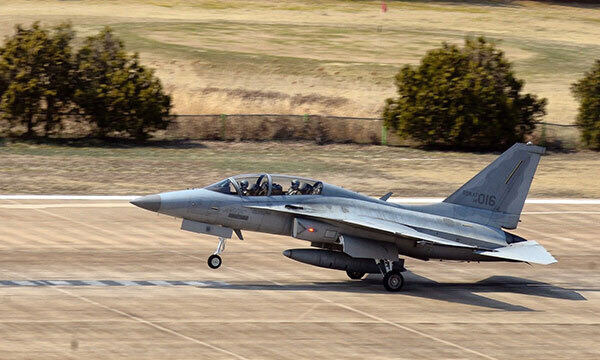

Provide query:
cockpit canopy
left=205, top=174, right=323, bottom=196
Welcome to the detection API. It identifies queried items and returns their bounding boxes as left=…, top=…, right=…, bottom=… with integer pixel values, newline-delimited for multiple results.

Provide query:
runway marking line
left=171, top=250, right=499, bottom=360
left=0, top=268, right=249, bottom=360
left=522, top=211, right=600, bottom=215
left=0, top=279, right=229, bottom=287
left=0, top=203, right=131, bottom=209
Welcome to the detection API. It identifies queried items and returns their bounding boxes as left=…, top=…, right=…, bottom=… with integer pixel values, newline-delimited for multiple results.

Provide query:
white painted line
left=2, top=194, right=599, bottom=204
left=86, top=280, right=109, bottom=286
left=522, top=211, right=600, bottom=215
left=147, top=280, right=174, bottom=286
left=0, top=195, right=138, bottom=200
left=0, top=203, right=132, bottom=209
left=520, top=199, right=600, bottom=205
left=118, top=280, right=139, bottom=286
left=46, top=280, right=72, bottom=286
left=12, top=280, right=36, bottom=286
left=388, top=198, right=600, bottom=205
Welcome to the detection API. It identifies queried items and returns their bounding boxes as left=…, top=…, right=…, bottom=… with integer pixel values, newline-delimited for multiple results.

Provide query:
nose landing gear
left=207, top=237, right=226, bottom=269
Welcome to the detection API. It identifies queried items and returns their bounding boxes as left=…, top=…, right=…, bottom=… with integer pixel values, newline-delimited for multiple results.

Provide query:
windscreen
left=205, top=179, right=237, bottom=195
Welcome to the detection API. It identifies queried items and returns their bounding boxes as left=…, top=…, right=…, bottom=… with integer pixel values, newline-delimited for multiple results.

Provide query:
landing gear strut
left=378, top=259, right=405, bottom=292
left=207, top=237, right=226, bottom=269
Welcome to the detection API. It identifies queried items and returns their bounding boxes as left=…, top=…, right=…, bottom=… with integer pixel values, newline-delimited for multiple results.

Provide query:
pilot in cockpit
left=286, top=179, right=302, bottom=195
left=239, top=180, right=250, bottom=196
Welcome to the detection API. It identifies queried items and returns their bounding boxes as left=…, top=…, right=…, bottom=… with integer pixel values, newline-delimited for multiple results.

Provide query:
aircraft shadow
left=204, top=272, right=588, bottom=312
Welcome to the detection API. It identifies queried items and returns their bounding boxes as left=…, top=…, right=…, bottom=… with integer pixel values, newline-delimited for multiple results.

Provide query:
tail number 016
left=463, top=190, right=497, bottom=207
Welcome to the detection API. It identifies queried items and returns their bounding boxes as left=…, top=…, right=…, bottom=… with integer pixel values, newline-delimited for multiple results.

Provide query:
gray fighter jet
left=131, top=143, right=556, bottom=291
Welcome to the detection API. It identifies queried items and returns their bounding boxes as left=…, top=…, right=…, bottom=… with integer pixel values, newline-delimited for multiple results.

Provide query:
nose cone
left=282, top=249, right=292, bottom=258
left=130, top=194, right=161, bottom=212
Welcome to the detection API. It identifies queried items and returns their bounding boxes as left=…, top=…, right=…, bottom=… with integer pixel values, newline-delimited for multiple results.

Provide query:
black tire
left=207, top=254, right=222, bottom=269
left=346, top=270, right=365, bottom=280
left=383, top=270, right=404, bottom=292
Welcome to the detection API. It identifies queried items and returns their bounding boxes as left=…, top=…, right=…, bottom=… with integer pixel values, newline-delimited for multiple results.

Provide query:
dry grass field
left=1, top=140, right=599, bottom=197
left=2, top=0, right=600, bottom=125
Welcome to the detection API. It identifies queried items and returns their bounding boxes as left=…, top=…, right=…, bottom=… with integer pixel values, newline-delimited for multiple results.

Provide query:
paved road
left=0, top=200, right=598, bottom=359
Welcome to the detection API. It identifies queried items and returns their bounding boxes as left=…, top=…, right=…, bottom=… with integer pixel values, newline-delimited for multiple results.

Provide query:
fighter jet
left=131, top=143, right=556, bottom=291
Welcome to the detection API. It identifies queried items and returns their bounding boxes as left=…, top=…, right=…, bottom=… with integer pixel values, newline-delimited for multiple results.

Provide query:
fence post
left=381, top=124, right=388, bottom=146
left=540, top=122, right=547, bottom=146
left=220, top=114, right=227, bottom=140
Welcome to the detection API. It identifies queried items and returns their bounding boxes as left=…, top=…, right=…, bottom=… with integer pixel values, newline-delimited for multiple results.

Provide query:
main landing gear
left=207, top=237, right=226, bottom=269
left=378, top=259, right=405, bottom=292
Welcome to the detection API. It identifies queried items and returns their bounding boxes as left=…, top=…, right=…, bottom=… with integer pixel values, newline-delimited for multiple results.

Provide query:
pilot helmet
left=291, top=179, right=300, bottom=189
left=240, top=179, right=249, bottom=189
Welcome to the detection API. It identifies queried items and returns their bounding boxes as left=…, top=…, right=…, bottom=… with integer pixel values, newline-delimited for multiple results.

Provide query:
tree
left=0, top=22, right=75, bottom=136
left=74, top=27, right=171, bottom=140
left=571, top=60, right=600, bottom=150
left=383, top=37, right=547, bottom=150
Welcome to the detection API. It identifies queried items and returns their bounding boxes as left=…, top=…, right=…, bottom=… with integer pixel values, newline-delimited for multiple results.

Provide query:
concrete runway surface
left=0, top=199, right=599, bottom=359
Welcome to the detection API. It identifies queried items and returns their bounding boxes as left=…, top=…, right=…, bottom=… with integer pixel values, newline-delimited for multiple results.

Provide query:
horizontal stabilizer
left=475, top=240, right=556, bottom=265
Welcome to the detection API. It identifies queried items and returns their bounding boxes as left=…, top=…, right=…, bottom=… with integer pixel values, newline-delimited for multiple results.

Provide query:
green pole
left=220, top=114, right=227, bottom=140
left=303, top=113, right=309, bottom=125
left=381, top=124, right=388, bottom=146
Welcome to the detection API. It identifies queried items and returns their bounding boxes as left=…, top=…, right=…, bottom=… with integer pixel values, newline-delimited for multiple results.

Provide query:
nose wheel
left=207, top=237, right=226, bottom=269
left=207, top=254, right=222, bottom=269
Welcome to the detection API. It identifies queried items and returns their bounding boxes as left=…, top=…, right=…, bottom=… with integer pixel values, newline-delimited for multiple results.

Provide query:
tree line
left=0, top=23, right=171, bottom=141
left=1, top=24, right=598, bottom=150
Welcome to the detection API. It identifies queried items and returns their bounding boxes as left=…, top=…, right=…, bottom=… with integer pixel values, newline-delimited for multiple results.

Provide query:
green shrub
left=571, top=60, right=600, bottom=150
left=0, top=22, right=75, bottom=137
left=383, top=37, right=546, bottom=150
left=74, top=27, right=172, bottom=141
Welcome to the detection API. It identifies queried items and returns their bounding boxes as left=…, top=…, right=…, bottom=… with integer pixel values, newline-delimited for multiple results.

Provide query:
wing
left=246, top=204, right=479, bottom=250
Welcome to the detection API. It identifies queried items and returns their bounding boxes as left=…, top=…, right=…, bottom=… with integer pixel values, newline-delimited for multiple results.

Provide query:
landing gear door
left=181, top=219, right=233, bottom=238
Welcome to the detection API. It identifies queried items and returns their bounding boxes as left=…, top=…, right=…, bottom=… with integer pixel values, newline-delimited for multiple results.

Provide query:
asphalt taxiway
left=0, top=199, right=598, bottom=359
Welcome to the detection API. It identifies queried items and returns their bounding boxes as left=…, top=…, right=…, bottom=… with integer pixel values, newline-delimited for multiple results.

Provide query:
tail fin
left=443, top=143, right=545, bottom=229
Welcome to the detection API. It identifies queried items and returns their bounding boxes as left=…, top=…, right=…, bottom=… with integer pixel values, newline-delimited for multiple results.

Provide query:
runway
left=0, top=199, right=599, bottom=359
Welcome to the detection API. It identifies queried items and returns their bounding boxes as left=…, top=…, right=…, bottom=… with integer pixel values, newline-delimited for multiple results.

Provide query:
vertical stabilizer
left=443, top=143, right=545, bottom=229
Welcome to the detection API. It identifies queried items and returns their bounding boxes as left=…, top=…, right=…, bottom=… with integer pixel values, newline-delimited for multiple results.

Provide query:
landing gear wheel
left=207, top=254, right=222, bottom=269
left=346, top=270, right=365, bottom=280
left=383, top=270, right=404, bottom=292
